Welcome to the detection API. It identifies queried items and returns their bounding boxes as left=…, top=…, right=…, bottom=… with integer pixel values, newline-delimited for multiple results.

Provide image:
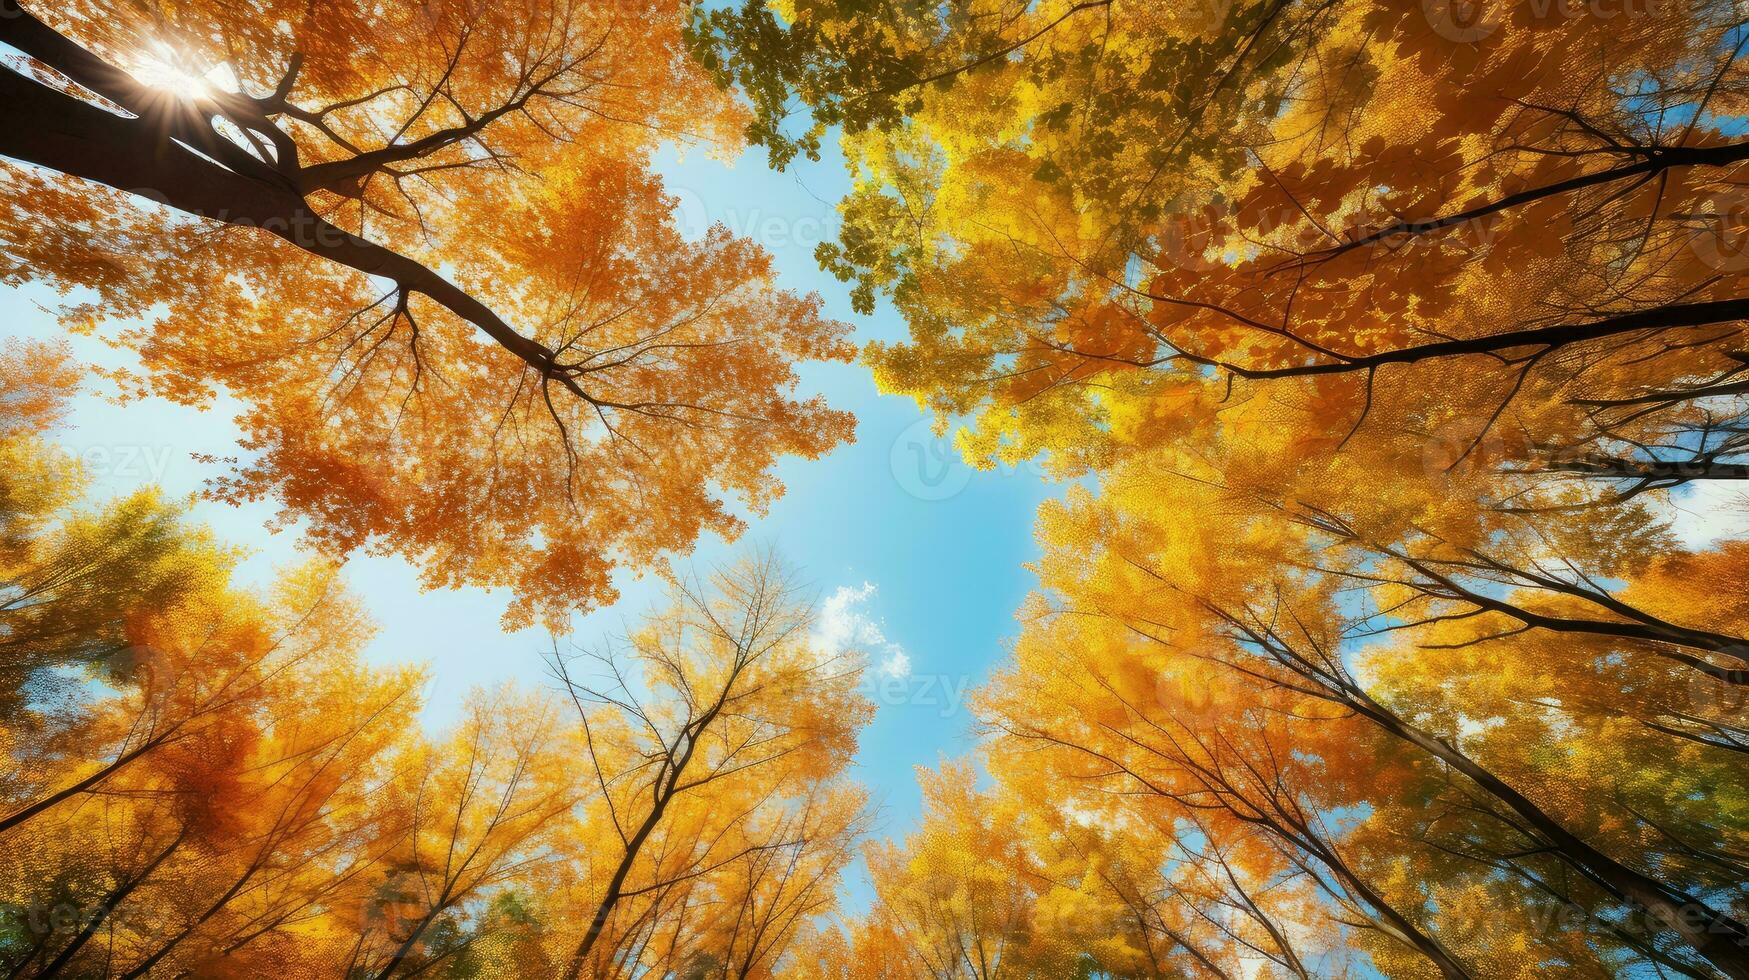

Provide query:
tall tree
left=0, top=0, right=856, bottom=626
left=964, top=454, right=1749, bottom=977
left=345, top=687, right=580, bottom=980
left=0, top=341, right=876, bottom=979
left=694, top=7, right=1749, bottom=972
left=551, top=553, right=871, bottom=980
left=693, top=0, right=1749, bottom=498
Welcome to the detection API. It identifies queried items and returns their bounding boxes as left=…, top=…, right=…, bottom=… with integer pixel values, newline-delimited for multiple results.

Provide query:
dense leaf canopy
left=1, top=0, right=856, bottom=627
left=5, top=0, right=1749, bottom=976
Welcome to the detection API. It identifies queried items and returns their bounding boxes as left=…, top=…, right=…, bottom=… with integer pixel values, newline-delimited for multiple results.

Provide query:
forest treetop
left=1, top=0, right=858, bottom=628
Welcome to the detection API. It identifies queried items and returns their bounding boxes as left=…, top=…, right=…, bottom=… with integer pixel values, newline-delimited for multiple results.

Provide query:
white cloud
left=878, top=648, right=912, bottom=679
left=814, top=582, right=911, bottom=679
left=815, top=582, right=878, bottom=655
left=1660, top=482, right=1749, bottom=550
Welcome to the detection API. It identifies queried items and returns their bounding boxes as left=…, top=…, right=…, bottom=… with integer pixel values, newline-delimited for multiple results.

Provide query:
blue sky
left=0, top=135, right=1058, bottom=912
left=8, top=131, right=1745, bottom=922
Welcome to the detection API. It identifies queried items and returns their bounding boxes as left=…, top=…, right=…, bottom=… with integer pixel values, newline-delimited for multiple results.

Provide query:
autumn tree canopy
left=688, top=0, right=1749, bottom=977
left=0, top=347, right=873, bottom=977
left=0, top=0, right=857, bottom=628
left=693, top=0, right=1749, bottom=497
left=7, top=0, right=1749, bottom=977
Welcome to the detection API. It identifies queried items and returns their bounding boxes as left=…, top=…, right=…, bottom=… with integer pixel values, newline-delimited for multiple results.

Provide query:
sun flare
left=131, top=54, right=214, bottom=101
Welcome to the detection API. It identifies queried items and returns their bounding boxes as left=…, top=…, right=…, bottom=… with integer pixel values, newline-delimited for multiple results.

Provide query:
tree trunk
left=34, top=828, right=185, bottom=978
left=0, top=17, right=565, bottom=382
left=1348, top=688, right=1749, bottom=978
